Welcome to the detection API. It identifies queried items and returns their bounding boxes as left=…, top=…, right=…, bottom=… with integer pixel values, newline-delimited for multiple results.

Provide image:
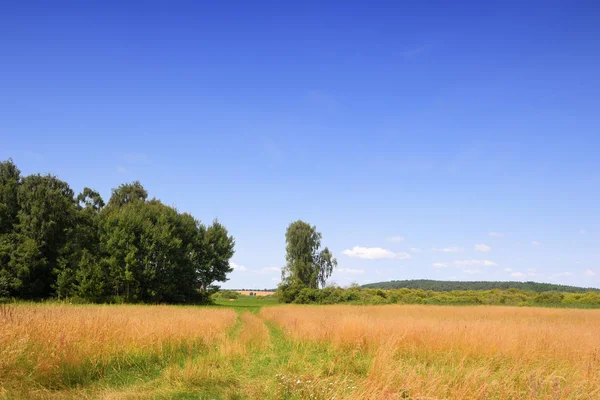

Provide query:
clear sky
left=1, top=1, right=599, bottom=289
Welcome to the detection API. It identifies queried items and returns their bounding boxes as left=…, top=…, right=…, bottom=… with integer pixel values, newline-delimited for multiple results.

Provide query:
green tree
left=0, top=159, right=21, bottom=234
left=10, top=174, right=77, bottom=298
left=196, top=220, right=235, bottom=295
left=278, top=220, right=337, bottom=302
left=106, top=181, right=147, bottom=209
left=0, top=160, right=21, bottom=296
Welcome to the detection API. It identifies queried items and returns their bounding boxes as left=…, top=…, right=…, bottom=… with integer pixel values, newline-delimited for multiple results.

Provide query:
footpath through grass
left=2, top=296, right=370, bottom=400
left=4, top=298, right=599, bottom=399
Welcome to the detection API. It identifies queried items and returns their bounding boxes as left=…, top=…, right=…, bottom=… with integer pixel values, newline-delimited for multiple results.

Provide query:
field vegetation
left=2, top=299, right=599, bottom=399
left=278, top=285, right=600, bottom=307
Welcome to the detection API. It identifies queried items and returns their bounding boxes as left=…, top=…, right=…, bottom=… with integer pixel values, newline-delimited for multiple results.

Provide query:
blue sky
left=1, top=1, right=599, bottom=288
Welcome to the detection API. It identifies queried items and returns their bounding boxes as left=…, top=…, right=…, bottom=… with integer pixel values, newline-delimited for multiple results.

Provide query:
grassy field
left=1, top=298, right=599, bottom=399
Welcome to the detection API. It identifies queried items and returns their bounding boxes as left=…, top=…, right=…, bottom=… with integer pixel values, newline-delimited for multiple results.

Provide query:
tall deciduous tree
left=10, top=174, right=76, bottom=298
left=278, top=220, right=337, bottom=302
left=197, top=220, right=235, bottom=294
left=0, top=160, right=21, bottom=296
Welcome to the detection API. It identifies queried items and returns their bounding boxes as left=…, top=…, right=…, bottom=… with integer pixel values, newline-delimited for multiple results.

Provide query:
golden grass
left=4, top=303, right=600, bottom=399
left=236, top=291, right=275, bottom=297
left=0, top=304, right=236, bottom=390
left=261, top=305, right=600, bottom=399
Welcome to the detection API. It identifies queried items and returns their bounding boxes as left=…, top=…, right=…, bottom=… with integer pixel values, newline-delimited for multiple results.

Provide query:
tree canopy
left=278, top=220, right=337, bottom=302
left=0, top=159, right=235, bottom=303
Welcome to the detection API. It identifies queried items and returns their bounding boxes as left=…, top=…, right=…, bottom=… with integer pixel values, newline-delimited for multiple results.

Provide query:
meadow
left=1, top=298, right=599, bottom=399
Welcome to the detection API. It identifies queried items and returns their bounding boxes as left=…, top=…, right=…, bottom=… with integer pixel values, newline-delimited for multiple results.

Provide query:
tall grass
left=261, top=305, right=600, bottom=399
left=0, top=304, right=235, bottom=392
left=3, top=302, right=600, bottom=399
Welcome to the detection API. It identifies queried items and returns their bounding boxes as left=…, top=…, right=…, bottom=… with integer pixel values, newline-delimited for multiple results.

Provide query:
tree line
left=361, top=279, right=600, bottom=293
left=0, top=159, right=234, bottom=303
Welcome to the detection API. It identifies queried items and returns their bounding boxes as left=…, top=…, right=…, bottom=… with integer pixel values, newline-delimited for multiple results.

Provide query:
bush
left=275, top=284, right=600, bottom=308
left=534, top=292, right=565, bottom=304
left=214, top=290, right=238, bottom=300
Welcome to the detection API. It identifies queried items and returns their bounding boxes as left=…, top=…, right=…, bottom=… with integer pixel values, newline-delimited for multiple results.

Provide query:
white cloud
left=532, top=241, right=541, bottom=246
left=432, top=246, right=463, bottom=253
left=584, top=269, right=596, bottom=277
left=387, top=235, right=404, bottom=242
left=463, top=268, right=482, bottom=274
left=409, top=248, right=422, bottom=253
left=504, top=268, right=512, bottom=272
left=252, top=266, right=281, bottom=275
left=433, top=263, right=448, bottom=268
left=511, top=272, right=526, bottom=278
left=230, top=261, right=247, bottom=272
left=453, top=259, right=497, bottom=267
left=474, top=244, right=491, bottom=253
left=342, top=246, right=412, bottom=260
left=116, top=166, right=128, bottom=173
left=337, top=268, right=365, bottom=275
left=488, top=232, right=504, bottom=237
left=261, top=266, right=281, bottom=273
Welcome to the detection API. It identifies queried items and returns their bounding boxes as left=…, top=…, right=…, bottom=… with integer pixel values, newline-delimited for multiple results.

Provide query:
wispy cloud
left=532, top=241, right=541, bottom=246
left=230, top=262, right=281, bottom=275
left=116, top=166, right=128, bottom=173
left=584, top=269, right=596, bottom=277
left=432, top=263, right=448, bottom=268
left=504, top=268, right=512, bottom=272
left=511, top=272, right=526, bottom=278
left=386, top=235, right=404, bottom=243
left=252, top=266, right=281, bottom=275
left=409, top=248, right=422, bottom=253
left=432, top=246, right=463, bottom=253
left=474, top=244, right=491, bottom=253
left=488, top=232, right=504, bottom=237
left=342, top=246, right=411, bottom=260
left=229, top=261, right=247, bottom=272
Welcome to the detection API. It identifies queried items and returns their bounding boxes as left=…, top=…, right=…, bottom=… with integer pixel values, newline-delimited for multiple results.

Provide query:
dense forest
left=362, top=279, right=600, bottom=293
left=0, top=159, right=234, bottom=303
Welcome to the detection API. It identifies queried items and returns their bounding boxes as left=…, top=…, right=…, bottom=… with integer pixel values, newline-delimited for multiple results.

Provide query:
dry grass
left=261, top=305, right=600, bottom=399
left=236, top=291, right=275, bottom=297
left=0, top=304, right=236, bottom=391
left=4, top=302, right=600, bottom=399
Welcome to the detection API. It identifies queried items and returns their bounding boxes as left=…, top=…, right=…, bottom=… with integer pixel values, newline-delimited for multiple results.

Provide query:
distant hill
left=362, top=279, right=600, bottom=293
